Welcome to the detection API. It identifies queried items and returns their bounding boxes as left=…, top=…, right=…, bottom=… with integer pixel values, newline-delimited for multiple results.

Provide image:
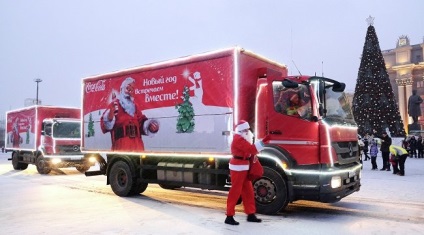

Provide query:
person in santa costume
left=225, top=120, right=264, bottom=225
left=101, top=77, right=158, bottom=152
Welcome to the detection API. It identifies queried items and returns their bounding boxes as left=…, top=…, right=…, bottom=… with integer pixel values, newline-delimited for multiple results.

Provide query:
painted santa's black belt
left=114, top=125, right=139, bottom=140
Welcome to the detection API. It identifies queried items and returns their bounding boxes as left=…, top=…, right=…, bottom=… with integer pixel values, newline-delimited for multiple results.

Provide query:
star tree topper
left=366, top=15, right=375, bottom=26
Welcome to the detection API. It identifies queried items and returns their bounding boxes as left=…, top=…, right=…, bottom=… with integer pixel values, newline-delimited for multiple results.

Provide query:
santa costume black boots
left=247, top=214, right=262, bottom=223
left=225, top=216, right=239, bottom=225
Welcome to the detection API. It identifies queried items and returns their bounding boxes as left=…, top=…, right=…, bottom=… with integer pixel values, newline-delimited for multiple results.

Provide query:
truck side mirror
left=282, top=79, right=298, bottom=88
left=332, top=82, right=345, bottom=92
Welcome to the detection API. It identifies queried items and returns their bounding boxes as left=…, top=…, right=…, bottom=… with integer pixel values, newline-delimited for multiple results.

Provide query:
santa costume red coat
left=226, top=121, right=264, bottom=217
left=101, top=98, right=148, bottom=152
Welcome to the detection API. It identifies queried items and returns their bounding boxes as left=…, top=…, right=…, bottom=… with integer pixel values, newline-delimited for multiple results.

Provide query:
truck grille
left=56, top=145, right=81, bottom=154
left=332, top=141, right=360, bottom=160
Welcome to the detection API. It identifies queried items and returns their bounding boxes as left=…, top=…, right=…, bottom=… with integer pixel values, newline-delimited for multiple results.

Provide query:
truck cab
left=254, top=74, right=361, bottom=213
left=7, top=106, right=93, bottom=175
left=41, top=118, right=81, bottom=156
left=36, top=118, right=91, bottom=173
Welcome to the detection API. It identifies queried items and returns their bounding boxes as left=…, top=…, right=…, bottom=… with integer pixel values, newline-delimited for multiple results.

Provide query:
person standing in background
left=373, top=130, right=392, bottom=171
left=417, top=136, right=424, bottom=158
left=369, top=138, right=379, bottom=170
left=362, top=133, right=370, bottom=161
left=408, top=136, right=418, bottom=158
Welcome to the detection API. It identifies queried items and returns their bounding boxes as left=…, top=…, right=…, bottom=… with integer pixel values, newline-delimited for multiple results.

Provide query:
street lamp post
left=34, top=78, right=42, bottom=105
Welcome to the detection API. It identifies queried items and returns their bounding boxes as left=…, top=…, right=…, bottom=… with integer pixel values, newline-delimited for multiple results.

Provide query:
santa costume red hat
left=235, top=120, right=250, bottom=132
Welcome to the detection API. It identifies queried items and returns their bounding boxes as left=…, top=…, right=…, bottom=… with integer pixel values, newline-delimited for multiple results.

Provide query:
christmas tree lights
left=352, top=18, right=405, bottom=137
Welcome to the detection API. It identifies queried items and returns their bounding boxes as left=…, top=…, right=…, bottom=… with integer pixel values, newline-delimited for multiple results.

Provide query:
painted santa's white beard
left=119, top=93, right=135, bottom=117
left=241, top=130, right=254, bottom=144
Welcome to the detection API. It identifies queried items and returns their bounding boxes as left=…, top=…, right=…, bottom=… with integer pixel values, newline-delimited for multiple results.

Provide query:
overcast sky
left=0, top=0, right=423, bottom=117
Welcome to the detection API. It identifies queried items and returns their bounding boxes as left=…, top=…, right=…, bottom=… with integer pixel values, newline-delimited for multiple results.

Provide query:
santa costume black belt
left=114, top=125, right=139, bottom=140
left=233, top=156, right=250, bottom=160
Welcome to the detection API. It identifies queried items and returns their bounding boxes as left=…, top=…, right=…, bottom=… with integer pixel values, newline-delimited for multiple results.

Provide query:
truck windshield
left=311, top=78, right=355, bottom=125
left=52, top=122, right=81, bottom=138
left=273, top=82, right=312, bottom=119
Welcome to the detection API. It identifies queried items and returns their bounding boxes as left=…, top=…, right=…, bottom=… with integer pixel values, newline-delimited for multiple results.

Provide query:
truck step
left=85, top=171, right=103, bottom=176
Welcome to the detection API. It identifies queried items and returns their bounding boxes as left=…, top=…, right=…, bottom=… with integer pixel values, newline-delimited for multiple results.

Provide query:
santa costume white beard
left=119, top=93, right=136, bottom=117
left=241, top=130, right=254, bottom=144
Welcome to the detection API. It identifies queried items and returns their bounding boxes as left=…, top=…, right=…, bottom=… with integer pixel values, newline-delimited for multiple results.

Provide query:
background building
left=383, top=36, right=424, bottom=133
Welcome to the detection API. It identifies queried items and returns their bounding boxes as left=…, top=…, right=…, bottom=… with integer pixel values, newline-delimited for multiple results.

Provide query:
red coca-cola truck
left=82, top=47, right=361, bottom=214
left=6, top=105, right=91, bottom=174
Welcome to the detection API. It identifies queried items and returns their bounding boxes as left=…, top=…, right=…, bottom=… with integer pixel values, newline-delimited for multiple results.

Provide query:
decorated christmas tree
left=87, top=113, right=95, bottom=137
left=176, top=85, right=195, bottom=133
left=352, top=16, right=405, bottom=137
left=26, top=126, right=30, bottom=144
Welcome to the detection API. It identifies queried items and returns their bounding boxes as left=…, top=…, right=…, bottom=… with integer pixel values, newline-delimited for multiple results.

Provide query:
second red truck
left=5, top=105, right=91, bottom=174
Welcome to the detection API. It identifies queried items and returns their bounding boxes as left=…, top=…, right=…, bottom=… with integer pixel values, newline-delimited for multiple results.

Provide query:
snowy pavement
left=0, top=152, right=423, bottom=235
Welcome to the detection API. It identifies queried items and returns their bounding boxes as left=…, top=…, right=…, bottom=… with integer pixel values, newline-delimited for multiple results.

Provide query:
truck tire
left=36, top=156, right=52, bottom=174
left=76, top=165, right=90, bottom=173
left=254, top=167, right=288, bottom=215
left=109, top=161, right=134, bottom=197
left=12, top=152, right=28, bottom=170
left=129, top=181, right=148, bottom=195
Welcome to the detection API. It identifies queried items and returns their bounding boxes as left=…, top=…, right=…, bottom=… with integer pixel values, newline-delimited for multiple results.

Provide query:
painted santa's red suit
left=225, top=120, right=264, bottom=224
left=101, top=77, right=155, bottom=152
left=11, top=119, right=22, bottom=148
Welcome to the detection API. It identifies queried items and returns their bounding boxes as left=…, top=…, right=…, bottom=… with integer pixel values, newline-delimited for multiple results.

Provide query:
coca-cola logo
left=86, top=80, right=106, bottom=93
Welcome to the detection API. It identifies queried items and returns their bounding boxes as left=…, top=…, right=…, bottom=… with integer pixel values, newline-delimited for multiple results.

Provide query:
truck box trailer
left=82, top=47, right=361, bottom=214
left=6, top=105, right=91, bottom=174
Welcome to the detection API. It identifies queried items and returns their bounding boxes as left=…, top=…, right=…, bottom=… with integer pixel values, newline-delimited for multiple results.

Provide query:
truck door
left=266, top=80, right=320, bottom=165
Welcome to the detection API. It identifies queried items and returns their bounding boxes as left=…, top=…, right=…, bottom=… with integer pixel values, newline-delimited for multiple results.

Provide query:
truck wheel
left=12, top=152, right=28, bottom=170
left=253, top=167, right=288, bottom=215
left=129, top=181, right=148, bottom=195
left=76, top=165, right=90, bottom=173
left=36, top=156, right=52, bottom=174
left=159, top=184, right=182, bottom=190
left=110, top=161, right=134, bottom=197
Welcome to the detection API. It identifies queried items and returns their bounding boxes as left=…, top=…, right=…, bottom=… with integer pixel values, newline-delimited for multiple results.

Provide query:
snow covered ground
left=0, top=152, right=423, bottom=234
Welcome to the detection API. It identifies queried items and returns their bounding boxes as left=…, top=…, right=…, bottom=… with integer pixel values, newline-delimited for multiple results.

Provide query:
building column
left=405, top=77, right=413, bottom=125
left=396, top=78, right=407, bottom=131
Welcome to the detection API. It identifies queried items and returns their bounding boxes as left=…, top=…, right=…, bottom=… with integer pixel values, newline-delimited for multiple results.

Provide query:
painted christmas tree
left=87, top=113, right=95, bottom=137
left=176, top=85, right=195, bottom=133
left=352, top=16, right=405, bottom=137
left=26, top=126, right=30, bottom=144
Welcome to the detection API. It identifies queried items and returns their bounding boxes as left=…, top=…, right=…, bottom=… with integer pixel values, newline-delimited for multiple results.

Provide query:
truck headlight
left=88, top=156, right=97, bottom=163
left=331, top=176, right=342, bottom=188
left=51, top=158, right=62, bottom=164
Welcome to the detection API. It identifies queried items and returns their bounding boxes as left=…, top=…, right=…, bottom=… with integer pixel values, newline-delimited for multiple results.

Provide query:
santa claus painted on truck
left=101, top=77, right=159, bottom=152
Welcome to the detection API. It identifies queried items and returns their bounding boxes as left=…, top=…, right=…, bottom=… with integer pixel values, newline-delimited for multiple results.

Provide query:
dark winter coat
left=408, top=93, right=423, bottom=117
left=409, top=137, right=418, bottom=151
left=375, top=133, right=391, bottom=152
left=363, top=138, right=369, bottom=153
left=417, top=137, right=424, bottom=150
